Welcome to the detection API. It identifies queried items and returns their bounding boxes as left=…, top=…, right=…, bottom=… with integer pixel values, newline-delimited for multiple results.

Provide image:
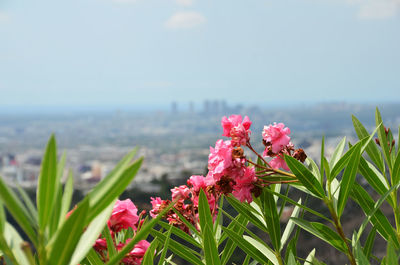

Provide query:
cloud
left=356, top=0, right=400, bottom=19
left=164, top=11, right=206, bottom=29
left=175, top=0, right=194, bottom=6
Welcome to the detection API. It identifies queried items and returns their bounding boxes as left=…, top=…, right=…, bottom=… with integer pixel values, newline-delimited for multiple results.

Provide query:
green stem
left=326, top=200, right=357, bottom=265
left=275, top=251, right=284, bottom=265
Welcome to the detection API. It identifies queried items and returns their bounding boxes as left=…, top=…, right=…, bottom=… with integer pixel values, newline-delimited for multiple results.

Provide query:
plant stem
left=326, top=201, right=357, bottom=265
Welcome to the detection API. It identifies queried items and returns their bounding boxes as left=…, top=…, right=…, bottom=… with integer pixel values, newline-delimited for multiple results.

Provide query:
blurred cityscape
left=1, top=101, right=399, bottom=193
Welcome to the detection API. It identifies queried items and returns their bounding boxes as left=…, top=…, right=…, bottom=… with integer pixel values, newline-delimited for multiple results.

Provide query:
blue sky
left=0, top=0, right=399, bottom=109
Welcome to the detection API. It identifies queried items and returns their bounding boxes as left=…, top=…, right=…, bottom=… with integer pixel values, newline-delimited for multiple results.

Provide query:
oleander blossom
left=270, top=155, right=290, bottom=171
left=117, top=239, right=150, bottom=265
left=262, top=123, right=291, bottom=153
left=108, top=199, right=139, bottom=232
left=221, top=115, right=252, bottom=147
left=232, top=167, right=257, bottom=203
left=208, top=139, right=234, bottom=181
left=171, top=185, right=190, bottom=201
left=149, top=197, right=164, bottom=218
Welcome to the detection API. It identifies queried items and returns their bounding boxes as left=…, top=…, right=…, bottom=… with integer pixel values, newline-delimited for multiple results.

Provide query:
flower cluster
left=150, top=114, right=307, bottom=234
left=93, top=199, right=149, bottom=265
left=262, top=123, right=307, bottom=171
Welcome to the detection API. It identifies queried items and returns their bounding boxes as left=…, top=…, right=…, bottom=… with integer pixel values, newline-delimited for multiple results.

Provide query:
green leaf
left=281, top=199, right=302, bottom=250
left=320, top=136, right=325, bottom=184
left=198, top=189, right=214, bottom=234
left=352, top=115, right=384, bottom=172
left=142, top=240, right=158, bottom=265
left=220, top=214, right=248, bottom=265
left=203, top=224, right=221, bottom=265
left=261, top=188, right=281, bottom=250
left=48, top=198, right=89, bottom=265
left=263, top=188, right=332, bottom=223
left=352, top=183, right=400, bottom=248
left=69, top=202, right=114, bottom=265
left=60, top=170, right=74, bottom=224
left=0, top=223, right=30, bottom=265
left=157, top=226, right=172, bottom=265
left=225, top=195, right=268, bottom=232
left=222, top=227, right=275, bottom=265
left=285, top=155, right=325, bottom=198
left=37, top=135, right=58, bottom=230
left=150, top=229, right=203, bottom=265
left=376, top=108, right=393, bottom=170
left=291, top=218, right=347, bottom=252
left=386, top=239, right=398, bottom=265
left=354, top=234, right=370, bottom=265
left=0, top=177, right=37, bottom=246
left=287, top=250, right=296, bottom=265
left=363, top=227, right=376, bottom=260
left=329, top=137, right=347, bottom=169
left=16, top=185, right=38, bottom=224
left=330, top=139, right=365, bottom=180
left=104, top=223, right=117, bottom=258
left=86, top=248, right=104, bottom=265
left=392, top=152, right=400, bottom=185
left=158, top=221, right=201, bottom=249
left=337, top=142, right=362, bottom=217
left=87, top=155, right=142, bottom=224
left=306, top=158, right=320, bottom=179
left=243, top=236, right=279, bottom=265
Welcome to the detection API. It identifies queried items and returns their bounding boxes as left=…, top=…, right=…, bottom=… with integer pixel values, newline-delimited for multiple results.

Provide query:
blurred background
left=0, top=0, right=399, bottom=263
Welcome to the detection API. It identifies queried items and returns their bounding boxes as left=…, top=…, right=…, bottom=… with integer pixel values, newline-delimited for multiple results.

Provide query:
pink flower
left=118, top=240, right=150, bottom=265
left=221, top=115, right=252, bottom=146
left=108, top=199, right=139, bottom=232
left=93, top=238, right=107, bottom=253
left=208, top=139, right=233, bottom=181
left=270, top=155, right=289, bottom=171
left=149, top=197, right=163, bottom=218
left=232, top=167, right=256, bottom=203
left=187, top=175, right=206, bottom=193
left=171, top=185, right=190, bottom=201
left=262, top=123, right=291, bottom=154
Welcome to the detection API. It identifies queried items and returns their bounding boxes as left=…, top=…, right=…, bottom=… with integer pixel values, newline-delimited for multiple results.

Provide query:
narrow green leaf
left=291, top=218, right=347, bottom=252
left=386, top=239, right=398, bottom=265
left=220, top=214, right=248, bottom=265
left=142, top=240, right=157, bottom=265
left=225, top=195, right=268, bottom=232
left=263, top=188, right=332, bottom=223
left=392, top=151, right=400, bottom=185
left=0, top=177, right=37, bottom=246
left=262, top=189, right=281, bottom=250
left=243, top=236, right=279, bottom=265
left=322, top=157, right=330, bottom=183
left=198, top=189, right=213, bottom=233
left=376, top=108, right=392, bottom=170
left=363, top=227, right=376, bottom=260
left=37, top=134, right=58, bottom=230
left=1, top=223, right=30, bottom=265
left=352, top=115, right=384, bottom=172
left=287, top=250, right=296, bottom=265
left=16, top=185, right=38, bottom=223
left=285, top=155, right=325, bottom=198
left=69, top=202, right=114, bottom=265
left=87, top=156, right=142, bottom=224
left=306, top=157, right=320, bottom=179
left=203, top=224, right=221, bottom=265
left=281, top=199, right=301, bottom=250
left=330, top=139, right=365, bottom=180
left=329, top=137, right=347, bottom=169
left=60, top=170, right=74, bottom=223
left=48, top=198, right=89, bottom=265
left=86, top=248, right=104, bottom=265
left=320, top=135, right=325, bottom=185
left=104, top=223, right=117, bottom=258
left=352, top=183, right=400, bottom=248
left=337, top=142, right=362, bottom=217
left=157, top=226, right=172, bottom=265
left=222, top=227, right=274, bottom=265
left=158, top=221, right=201, bottom=249
left=150, top=229, right=203, bottom=265
left=354, top=234, right=370, bottom=265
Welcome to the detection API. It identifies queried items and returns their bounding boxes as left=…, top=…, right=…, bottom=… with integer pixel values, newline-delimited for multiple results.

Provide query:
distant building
left=171, top=101, right=178, bottom=114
